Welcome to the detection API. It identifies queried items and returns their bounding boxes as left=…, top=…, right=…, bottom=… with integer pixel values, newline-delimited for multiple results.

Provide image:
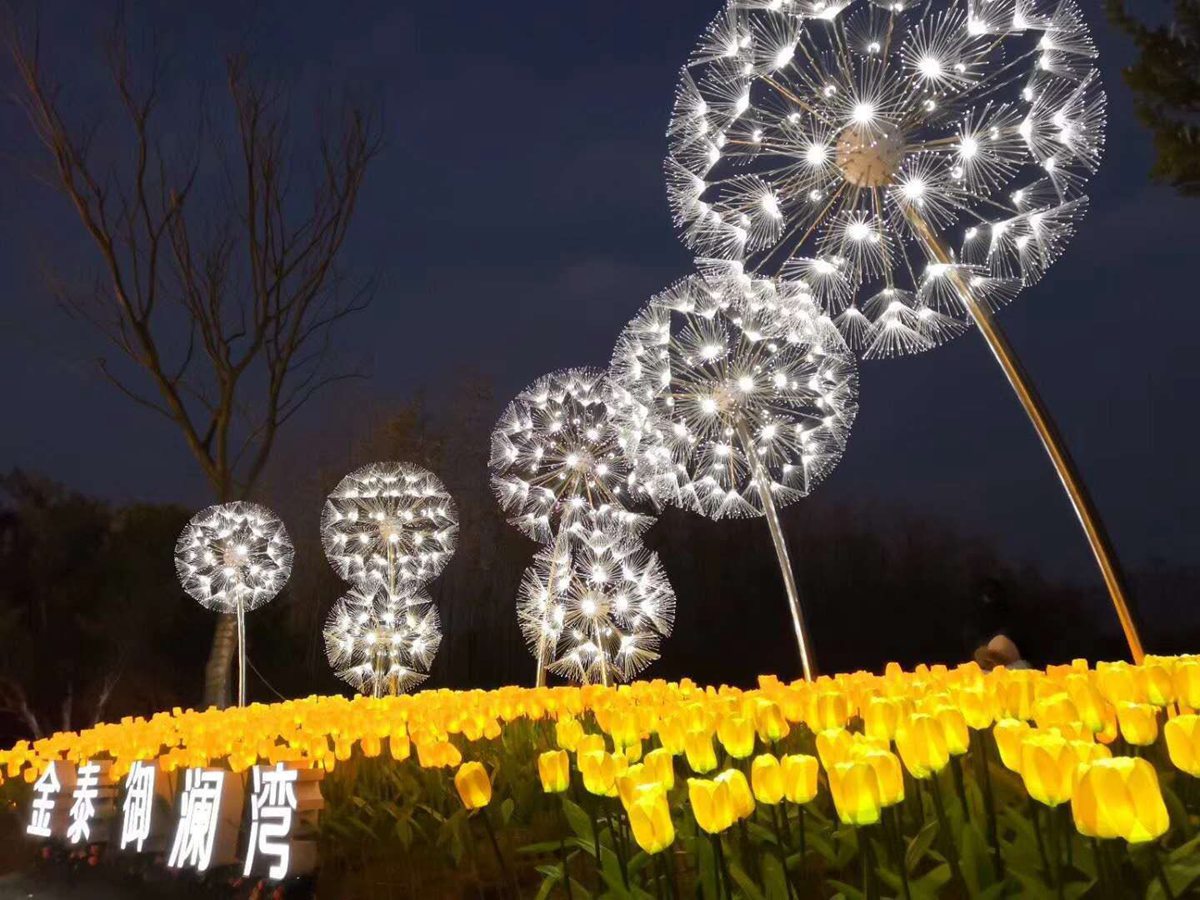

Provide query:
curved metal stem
left=905, top=208, right=1145, bottom=663
left=736, top=420, right=817, bottom=681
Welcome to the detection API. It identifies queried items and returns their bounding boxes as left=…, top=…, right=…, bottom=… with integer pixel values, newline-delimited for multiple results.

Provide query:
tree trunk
left=203, top=614, right=238, bottom=709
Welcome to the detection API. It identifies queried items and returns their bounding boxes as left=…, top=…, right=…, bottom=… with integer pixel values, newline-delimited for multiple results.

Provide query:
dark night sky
left=0, top=0, right=1196, bottom=590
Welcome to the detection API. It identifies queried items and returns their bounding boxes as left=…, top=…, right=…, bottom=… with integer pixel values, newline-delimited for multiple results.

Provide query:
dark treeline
left=2, top=373, right=1194, bottom=747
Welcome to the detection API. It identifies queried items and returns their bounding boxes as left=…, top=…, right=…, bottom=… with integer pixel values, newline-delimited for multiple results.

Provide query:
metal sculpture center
left=835, top=123, right=905, bottom=187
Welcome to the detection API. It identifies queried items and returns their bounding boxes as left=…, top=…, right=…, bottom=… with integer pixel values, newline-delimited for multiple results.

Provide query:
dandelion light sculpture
left=667, top=0, right=1143, bottom=659
left=175, top=502, right=294, bottom=707
left=518, top=529, right=676, bottom=686
left=490, top=367, right=652, bottom=544
left=611, top=273, right=858, bottom=679
left=323, top=584, right=442, bottom=696
left=321, top=462, right=459, bottom=594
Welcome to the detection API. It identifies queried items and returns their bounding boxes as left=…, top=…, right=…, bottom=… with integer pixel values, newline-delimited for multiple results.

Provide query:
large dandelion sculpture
left=322, top=585, right=442, bottom=696
left=667, top=0, right=1143, bottom=659
left=517, top=530, right=676, bottom=685
left=611, top=272, right=858, bottom=679
left=491, top=367, right=661, bottom=684
left=320, top=462, right=458, bottom=695
left=175, top=502, right=294, bottom=707
left=321, top=462, right=458, bottom=594
left=490, top=367, right=651, bottom=544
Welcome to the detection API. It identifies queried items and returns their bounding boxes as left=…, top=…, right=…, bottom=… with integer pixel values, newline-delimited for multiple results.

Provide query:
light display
left=323, top=584, right=443, bottom=696
left=490, top=367, right=651, bottom=544
left=175, top=502, right=294, bottom=706
left=321, top=462, right=459, bottom=592
left=665, top=0, right=1141, bottom=661
left=611, top=271, right=858, bottom=679
left=517, top=529, right=676, bottom=686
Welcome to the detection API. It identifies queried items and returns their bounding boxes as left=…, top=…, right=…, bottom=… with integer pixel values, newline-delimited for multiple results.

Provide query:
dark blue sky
left=1, top=1, right=1196, bottom=586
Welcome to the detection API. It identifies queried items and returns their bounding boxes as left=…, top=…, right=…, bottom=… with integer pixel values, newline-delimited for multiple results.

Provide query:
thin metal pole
left=905, top=208, right=1146, bottom=663
left=535, top=529, right=569, bottom=687
left=736, top=421, right=817, bottom=681
left=236, top=595, right=247, bottom=708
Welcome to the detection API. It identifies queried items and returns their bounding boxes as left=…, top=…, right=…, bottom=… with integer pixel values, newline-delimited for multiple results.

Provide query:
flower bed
left=5, top=657, right=1200, bottom=897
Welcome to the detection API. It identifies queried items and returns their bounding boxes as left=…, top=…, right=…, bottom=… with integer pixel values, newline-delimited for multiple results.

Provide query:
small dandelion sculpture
left=320, top=462, right=458, bottom=695
left=611, top=272, right=858, bottom=679
left=489, top=367, right=652, bottom=544
left=322, top=585, right=442, bottom=696
left=321, top=462, right=459, bottom=594
left=175, top=502, right=294, bottom=707
left=518, top=529, right=676, bottom=686
left=667, top=0, right=1142, bottom=660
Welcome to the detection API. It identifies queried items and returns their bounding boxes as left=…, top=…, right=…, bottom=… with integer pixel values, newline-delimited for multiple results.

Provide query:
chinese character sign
left=120, top=761, right=157, bottom=853
left=167, top=768, right=242, bottom=873
left=244, top=763, right=298, bottom=880
left=67, top=762, right=102, bottom=844
left=26, top=762, right=62, bottom=838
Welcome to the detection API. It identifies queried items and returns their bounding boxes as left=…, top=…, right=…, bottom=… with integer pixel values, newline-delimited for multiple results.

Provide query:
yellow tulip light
left=816, top=728, right=853, bottom=771
left=715, top=769, right=755, bottom=821
left=993, top=719, right=1032, bottom=772
left=628, top=792, right=675, bottom=854
left=688, top=777, right=735, bottom=834
left=855, top=749, right=905, bottom=808
left=936, top=707, right=970, bottom=757
left=1174, top=662, right=1200, bottom=709
left=538, top=750, right=571, bottom=793
left=685, top=730, right=718, bottom=775
left=1164, top=715, right=1200, bottom=777
left=1020, top=733, right=1076, bottom=807
left=643, top=748, right=675, bottom=791
left=556, top=717, right=584, bottom=752
left=1072, top=758, right=1170, bottom=844
left=781, top=754, right=820, bottom=805
left=751, top=754, right=785, bottom=805
left=754, top=701, right=790, bottom=744
left=1117, top=702, right=1159, bottom=747
left=864, top=696, right=904, bottom=742
left=579, top=750, right=623, bottom=797
left=895, top=714, right=950, bottom=780
left=454, top=761, right=493, bottom=810
left=717, top=715, right=755, bottom=760
left=827, top=760, right=882, bottom=827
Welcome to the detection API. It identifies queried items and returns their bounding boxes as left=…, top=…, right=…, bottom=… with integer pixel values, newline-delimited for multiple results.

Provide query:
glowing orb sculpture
left=490, top=367, right=652, bottom=544
left=175, top=502, right=294, bottom=706
left=518, top=529, right=676, bottom=685
left=320, top=462, right=459, bottom=592
left=323, top=584, right=442, bottom=696
left=667, top=0, right=1102, bottom=359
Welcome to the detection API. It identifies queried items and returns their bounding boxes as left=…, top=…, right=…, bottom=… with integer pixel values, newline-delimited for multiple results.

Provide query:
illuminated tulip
left=955, top=688, right=994, bottom=731
left=1072, top=757, right=1170, bottom=843
left=1034, top=694, right=1080, bottom=731
left=1164, top=715, right=1200, bottom=777
left=657, top=717, right=687, bottom=755
left=1173, top=662, right=1200, bottom=709
left=864, top=697, right=903, bottom=742
left=628, top=791, right=675, bottom=854
left=688, top=778, right=735, bottom=834
left=827, top=760, right=883, bottom=826
left=716, top=769, right=755, bottom=820
left=1138, top=665, right=1175, bottom=707
left=643, top=748, right=676, bottom=791
left=717, top=716, right=755, bottom=760
left=1117, top=702, right=1159, bottom=747
left=576, top=734, right=606, bottom=756
left=816, top=729, right=853, bottom=771
left=856, top=749, right=905, bottom=807
left=1097, top=663, right=1139, bottom=706
left=389, top=733, right=411, bottom=761
left=1065, top=676, right=1108, bottom=734
left=685, top=731, right=718, bottom=774
left=580, top=750, right=623, bottom=797
left=936, top=707, right=970, bottom=757
left=809, top=691, right=850, bottom=732
left=618, top=764, right=665, bottom=810
left=1020, top=733, right=1076, bottom=807
left=751, top=754, right=785, bottom=805
left=1069, top=740, right=1111, bottom=768
left=993, top=719, right=1032, bottom=772
left=895, top=715, right=950, bottom=780
left=556, top=718, right=584, bottom=752
left=538, top=750, right=570, bottom=793
left=780, top=754, right=820, bottom=805
left=454, top=762, right=492, bottom=810
left=754, top=702, right=790, bottom=743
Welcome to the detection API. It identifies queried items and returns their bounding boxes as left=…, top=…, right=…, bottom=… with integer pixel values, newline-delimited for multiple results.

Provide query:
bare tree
left=5, top=19, right=382, bottom=707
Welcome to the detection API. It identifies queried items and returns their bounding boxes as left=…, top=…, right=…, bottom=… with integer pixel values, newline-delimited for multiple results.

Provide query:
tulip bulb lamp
left=321, top=462, right=459, bottom=594
left=611, top=273, right=858, bottom=679
left=518, top=529, right=676, bottom=686
left=323, top=584, right=443, bottom=696
left=667, top=0, right=1142, bottom=659
left=175, top=502, right=294, bottom=707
